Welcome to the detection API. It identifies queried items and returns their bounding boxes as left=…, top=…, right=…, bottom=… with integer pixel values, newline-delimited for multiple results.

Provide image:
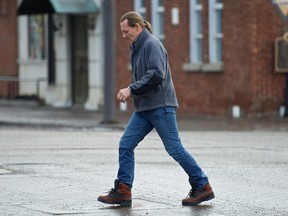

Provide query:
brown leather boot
left=182, top=183, right=215, bottom=206
left=98, top=179, right=132, bottom=207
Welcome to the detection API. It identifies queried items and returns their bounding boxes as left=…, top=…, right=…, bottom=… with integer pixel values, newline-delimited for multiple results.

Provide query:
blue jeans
left=117, top=107, right=209, bottom=188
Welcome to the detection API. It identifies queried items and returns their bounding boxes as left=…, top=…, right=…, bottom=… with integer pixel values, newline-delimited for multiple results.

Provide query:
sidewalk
left=0, top=99, right=288, bottom=131
left=0, top=99, right=127, bottom=130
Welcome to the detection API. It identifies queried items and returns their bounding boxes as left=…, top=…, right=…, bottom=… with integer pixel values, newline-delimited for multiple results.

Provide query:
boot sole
left=119, top=200, right=132, bottom=207
left=182, top=192, right=215, bottom=206
left=98, top=197, right=132, bottom=207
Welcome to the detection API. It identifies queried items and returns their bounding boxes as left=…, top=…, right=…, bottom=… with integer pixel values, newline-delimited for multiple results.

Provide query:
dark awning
left=17, top=0, right=99, bottom=15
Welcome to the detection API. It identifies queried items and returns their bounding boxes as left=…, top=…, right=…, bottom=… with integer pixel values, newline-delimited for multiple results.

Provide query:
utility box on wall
left=275, top=33, right=288, bottom=72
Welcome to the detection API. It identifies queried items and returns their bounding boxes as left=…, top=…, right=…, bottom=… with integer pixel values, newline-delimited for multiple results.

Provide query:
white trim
left=18, top=15, right=29, bottom=60
left=209, top=0, right=223, bottom=64
left=134, top=0, right=146, bottom=20
left=189, top=0, right=203, bottom=64
left=151, top=0, right=165, bottom=40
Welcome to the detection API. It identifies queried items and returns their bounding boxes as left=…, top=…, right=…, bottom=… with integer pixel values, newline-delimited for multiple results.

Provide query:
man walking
left=98, top=11, right=215, bottom=207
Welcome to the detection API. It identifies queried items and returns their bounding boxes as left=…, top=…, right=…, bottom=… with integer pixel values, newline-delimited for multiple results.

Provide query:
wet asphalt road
left=0, top=126, right=287, bottom=216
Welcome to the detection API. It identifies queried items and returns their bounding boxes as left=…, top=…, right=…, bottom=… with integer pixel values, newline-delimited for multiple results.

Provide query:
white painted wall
left=85, top=0, right=104, bottom=110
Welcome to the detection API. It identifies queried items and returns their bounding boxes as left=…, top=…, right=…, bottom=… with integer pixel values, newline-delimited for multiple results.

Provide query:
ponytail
left=143, top=20, right=152, bottom=33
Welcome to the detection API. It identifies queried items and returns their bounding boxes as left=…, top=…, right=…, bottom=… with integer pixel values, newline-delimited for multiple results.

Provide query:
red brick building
left=0, top=0, right=18, bottom=97
left=116, top=0, right=287, bottom=117
left=0, top=0, right=287, bottom=118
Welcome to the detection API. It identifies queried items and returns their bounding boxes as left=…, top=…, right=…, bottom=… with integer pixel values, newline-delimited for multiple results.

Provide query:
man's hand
left=117, top=87, right=131, bottom=103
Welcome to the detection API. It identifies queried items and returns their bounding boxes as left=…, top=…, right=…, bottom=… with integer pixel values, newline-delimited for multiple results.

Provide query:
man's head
left=120, top=11, right=152, bottom=44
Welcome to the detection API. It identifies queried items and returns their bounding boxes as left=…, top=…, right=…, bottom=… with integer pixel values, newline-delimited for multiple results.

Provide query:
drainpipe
left=48, top=14, right=55, bottom=85
left=102, top=0, right=116, bottom=123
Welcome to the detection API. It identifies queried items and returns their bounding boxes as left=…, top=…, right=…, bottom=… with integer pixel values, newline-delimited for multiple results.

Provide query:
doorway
left=70, top=15, right=88, bottom=107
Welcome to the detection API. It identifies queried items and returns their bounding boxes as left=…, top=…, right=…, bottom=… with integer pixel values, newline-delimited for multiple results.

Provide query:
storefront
left=17, top=0, right=104, bottom=110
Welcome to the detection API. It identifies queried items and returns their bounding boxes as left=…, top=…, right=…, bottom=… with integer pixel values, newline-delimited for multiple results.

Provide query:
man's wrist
left=127, top=85, right=133, bottom=95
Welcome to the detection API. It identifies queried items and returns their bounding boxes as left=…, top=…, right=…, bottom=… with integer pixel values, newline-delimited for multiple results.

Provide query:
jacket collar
left=131, top=29, right=150, bottom=52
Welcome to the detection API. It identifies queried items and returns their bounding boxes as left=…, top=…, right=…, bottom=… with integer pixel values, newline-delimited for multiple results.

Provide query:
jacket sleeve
left=130, top=41, right=167, bottom=95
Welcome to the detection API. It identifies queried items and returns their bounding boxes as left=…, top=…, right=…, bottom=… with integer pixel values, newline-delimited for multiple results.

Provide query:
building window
left=189, top=0, right=203, bottom=64
left=28, top=15, right=46, bottom=60
left=134, top=0, right=146, bottom=20
left=209, top=0, right=223, bottom=64
left=151, top=0, right=165, bottom=41
left=134, top=0, right=165, bottom=41
left=184, top=0, right=223, bottom=72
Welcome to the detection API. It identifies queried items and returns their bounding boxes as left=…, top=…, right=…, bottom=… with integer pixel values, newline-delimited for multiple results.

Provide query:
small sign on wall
left=275, top=32, right=288, bottom=72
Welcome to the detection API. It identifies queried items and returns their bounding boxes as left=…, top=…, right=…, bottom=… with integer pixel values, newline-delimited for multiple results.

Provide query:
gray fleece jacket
left=129, top=29, right=179, bottom=112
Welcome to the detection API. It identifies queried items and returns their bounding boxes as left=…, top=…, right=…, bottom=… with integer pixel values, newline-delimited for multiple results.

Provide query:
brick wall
left=115, top=0, right=133, bottom=97
left=0, top=0, right=18, bottom=97
left=115, top=0, right=286, bottom=117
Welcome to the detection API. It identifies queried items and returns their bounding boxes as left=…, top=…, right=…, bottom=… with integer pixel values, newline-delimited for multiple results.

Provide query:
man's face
left=120, top=19, right=141, bottom=45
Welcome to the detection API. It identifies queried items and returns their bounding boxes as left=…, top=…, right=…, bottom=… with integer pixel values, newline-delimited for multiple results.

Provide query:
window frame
left=151, top=0, right=165, bottom=41
left=208, top=0, right=223, bottom=64
left=134, top=0, right=147, bottom=20
left=184, top=0, right=224, bottom=72
left=189, top=0, right=203, bottom=64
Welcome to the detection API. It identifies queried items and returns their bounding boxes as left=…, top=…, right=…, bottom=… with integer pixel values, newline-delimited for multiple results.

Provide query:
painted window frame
left=134, top=0, right=146, bottom=20
left=184, top=0, right=223, bottom=72
left=209, top=0, right=223, bottom=64
left=189, top=0, right=203, bottom=64
left=134, top=0, right=165, bottom=41
left=151, top=0, right=165, bottom=41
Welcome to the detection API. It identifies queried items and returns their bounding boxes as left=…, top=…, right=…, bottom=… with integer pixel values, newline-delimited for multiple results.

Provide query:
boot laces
left=186, top=188, right=197, bottom=198
left=107, top=188, right=123, bottom=198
